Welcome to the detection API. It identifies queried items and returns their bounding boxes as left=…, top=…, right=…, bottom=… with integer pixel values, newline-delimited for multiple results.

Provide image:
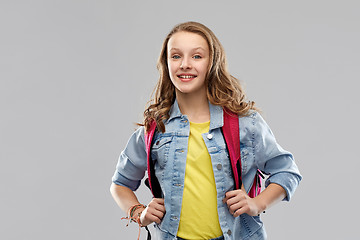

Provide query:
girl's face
left=167, top=31, right=210, bottom=97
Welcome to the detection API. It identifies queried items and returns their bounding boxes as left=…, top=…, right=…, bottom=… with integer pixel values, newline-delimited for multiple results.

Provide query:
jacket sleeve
left=112, top=126, right=147, bottom=191
left=250, top=112, right=302, bottom=201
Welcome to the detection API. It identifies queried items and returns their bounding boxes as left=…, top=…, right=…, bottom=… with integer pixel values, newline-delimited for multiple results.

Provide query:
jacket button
left=207, top=133, right=213, bottom=140
left=227, top=229, right=232, bottom=235
left=217, top=164, right=222, bottom=170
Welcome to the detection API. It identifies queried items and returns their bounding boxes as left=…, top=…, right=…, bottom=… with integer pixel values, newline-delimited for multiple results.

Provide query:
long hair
left=142, top=21, right=256, bottom=133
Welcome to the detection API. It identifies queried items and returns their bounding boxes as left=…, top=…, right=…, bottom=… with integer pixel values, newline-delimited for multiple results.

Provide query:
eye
left=193, top=55, right=202, bottom=59
left=171, top=55, right=181, bottom=59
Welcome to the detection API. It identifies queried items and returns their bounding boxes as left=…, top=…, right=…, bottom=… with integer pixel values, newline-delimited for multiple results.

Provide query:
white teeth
left=179, top=75, right=195, bottom=79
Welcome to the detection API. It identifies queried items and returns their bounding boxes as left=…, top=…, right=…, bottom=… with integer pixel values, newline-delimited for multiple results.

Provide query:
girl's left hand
left=223, top=189, right=264, bottom=217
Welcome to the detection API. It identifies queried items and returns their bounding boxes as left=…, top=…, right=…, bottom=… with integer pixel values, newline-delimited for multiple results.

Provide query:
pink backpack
left=144, top=109, right=264, bottom=198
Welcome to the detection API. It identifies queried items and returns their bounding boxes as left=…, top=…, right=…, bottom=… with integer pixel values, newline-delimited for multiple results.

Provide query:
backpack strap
left=248, top=169, right=264, bottom=197
left=144, top=120, right=162, bottom=198
left=222, top=109, right=242, bottom=190
left=222, top=109, right=264, bottom=198
left=145, top=111, right=262, bottom=199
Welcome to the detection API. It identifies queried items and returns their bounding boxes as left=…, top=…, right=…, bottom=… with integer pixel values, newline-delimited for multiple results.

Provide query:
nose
left=180, top=57, right=191, bottom=70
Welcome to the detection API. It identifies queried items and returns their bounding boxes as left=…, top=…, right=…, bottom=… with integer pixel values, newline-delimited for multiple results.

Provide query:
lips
left=177, top=74, right=197, bottom=81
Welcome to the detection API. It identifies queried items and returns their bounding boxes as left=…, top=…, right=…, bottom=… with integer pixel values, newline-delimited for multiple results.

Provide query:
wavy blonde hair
left=142, top=21, right=256, bottom=133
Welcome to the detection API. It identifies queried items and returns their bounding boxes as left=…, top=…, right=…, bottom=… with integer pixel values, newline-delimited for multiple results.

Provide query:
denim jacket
left=112, top=101, right=302, bottom=240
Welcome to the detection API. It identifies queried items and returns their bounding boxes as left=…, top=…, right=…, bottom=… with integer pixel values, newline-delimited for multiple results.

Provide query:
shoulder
left=124, top=126, right=146, bottom=151
left=133, top=126, right=146, bottom=140
left=238, top=110, right=274, bottom=142
left=238, top=110, right=265, bottom=129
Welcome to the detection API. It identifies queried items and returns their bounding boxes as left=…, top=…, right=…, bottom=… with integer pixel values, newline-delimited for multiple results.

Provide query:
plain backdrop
left=1, top=0, right=359, bottom=239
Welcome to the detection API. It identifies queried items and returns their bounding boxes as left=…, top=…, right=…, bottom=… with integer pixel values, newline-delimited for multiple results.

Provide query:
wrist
left=133, top=208, right=145, bottom=221
left=128, top=204, right=146, bottom=226
left=254, top=197, right=267, bottom=215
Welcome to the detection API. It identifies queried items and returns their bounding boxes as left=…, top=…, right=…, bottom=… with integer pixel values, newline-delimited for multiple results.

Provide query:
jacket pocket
left=240, top=214, right=264, bottom=239
left=151, top=135, right=173, bottom=169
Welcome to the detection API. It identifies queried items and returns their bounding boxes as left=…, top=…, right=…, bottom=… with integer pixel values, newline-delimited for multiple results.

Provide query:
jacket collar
left=167, top=99, right=224, bottom=130
left=167, top=99, right=183, bottom=122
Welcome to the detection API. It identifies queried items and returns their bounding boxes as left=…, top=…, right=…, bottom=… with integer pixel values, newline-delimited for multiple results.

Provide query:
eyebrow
left=169, top=47, right=206, bottom=52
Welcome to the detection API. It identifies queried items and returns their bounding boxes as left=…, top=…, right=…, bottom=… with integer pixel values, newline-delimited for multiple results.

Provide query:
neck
left=175, top=89, right=210, bottom=123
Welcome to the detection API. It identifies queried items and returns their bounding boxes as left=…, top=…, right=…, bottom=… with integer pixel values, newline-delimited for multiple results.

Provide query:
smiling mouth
left=177, top=74, right=197, bottom=79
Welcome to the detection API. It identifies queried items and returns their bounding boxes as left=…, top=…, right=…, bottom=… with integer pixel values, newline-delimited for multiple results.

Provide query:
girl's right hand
left=139, top=198, right=166, bottom=226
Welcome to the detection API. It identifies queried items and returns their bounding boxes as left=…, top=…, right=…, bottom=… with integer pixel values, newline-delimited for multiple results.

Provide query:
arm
left=225, top=112, right=302, bottom=217
left=110, top=183, right=142, bottom=214
left=252, top=112, right=302, bottom=201
left=110, top=127, right=165, bottom=226
left=223, top=183, right=286, bottom=217
left=110, top=183, right=165, bottom=226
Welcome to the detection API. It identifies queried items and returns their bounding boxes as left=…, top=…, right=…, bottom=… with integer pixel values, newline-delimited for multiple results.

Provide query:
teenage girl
left=110, top=21, right=302, bottom=240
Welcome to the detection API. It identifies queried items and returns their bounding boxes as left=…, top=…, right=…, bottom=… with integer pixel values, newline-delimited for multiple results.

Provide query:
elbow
left=110, top=182, right=118, bottom=197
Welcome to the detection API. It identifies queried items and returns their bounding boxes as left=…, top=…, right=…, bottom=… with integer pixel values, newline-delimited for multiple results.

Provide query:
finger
left=223, top=190, right=246, bottom=205
left=229, top=198, right=247, bottom=212
left=146, top=201, right=166, bottom=219
left=143, top=212, right=162, bottom=224
left=149, top=202, right=163, bottom=211
left=149, top=200, right=166, bottom=214
left=148, top=206, right=165, bottom=219
left=223, top=190, right=241, bottom=203
left=149, top=198, right=165, bottom=210
left=153, top=198, right=165, bottom=205
left=156, top=204, right=166, bottom=214
left=226, top=194, right=247, bottom=207
left=150, top=207, right=165, bottom=222
left=228, top=202, right=242, bottom=214
left=233, top=204, right=250, bottom=217
left=141, top=208, right=164, bottom=225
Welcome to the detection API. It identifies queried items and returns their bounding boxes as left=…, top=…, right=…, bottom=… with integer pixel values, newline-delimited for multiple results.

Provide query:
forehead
left=167, top=31, right=209, bottom=52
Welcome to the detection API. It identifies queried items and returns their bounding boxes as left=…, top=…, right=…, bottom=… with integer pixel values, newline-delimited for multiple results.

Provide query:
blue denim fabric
left=112, top=100, right=302, bottom=240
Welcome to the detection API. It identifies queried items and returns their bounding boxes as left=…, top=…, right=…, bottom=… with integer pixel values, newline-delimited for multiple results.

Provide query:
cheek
left=199, top=62, right=210, bottom=76
left=167, top=61, right=176, bottom=76
left=167, top=64, right=177, bottom=84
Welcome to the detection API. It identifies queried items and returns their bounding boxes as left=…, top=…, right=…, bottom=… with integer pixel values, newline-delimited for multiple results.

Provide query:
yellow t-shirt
left=177, top=121, right=223, bottom=239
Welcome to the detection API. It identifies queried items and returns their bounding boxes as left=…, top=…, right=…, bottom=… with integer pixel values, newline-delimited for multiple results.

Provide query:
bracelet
left=128, top=204, right=146, bottom=219
left=121, top=204, right=147, bottom=240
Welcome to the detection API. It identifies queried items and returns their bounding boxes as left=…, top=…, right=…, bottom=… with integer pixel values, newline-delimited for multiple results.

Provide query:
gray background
left=1, top=0, right=359, bottom=239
